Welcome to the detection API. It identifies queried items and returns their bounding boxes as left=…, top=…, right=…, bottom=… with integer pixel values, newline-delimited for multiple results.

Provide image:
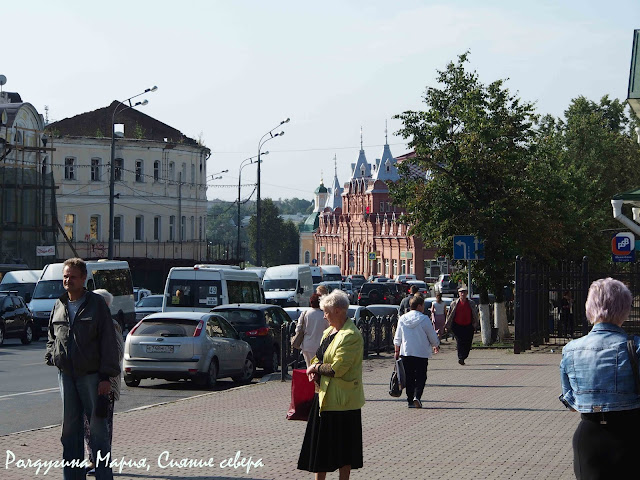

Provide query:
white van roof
left=0, top=270, right=42, bottom=284
left=264, top=264, right=311, bottom=279
left=40, top=261, right=130, bottom=280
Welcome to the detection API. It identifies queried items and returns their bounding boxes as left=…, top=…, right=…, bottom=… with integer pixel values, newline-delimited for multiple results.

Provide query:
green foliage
left=133, top=123, right=146, bottom=139
left=246, top=199, right=300, bottom=266
left=95, top=128, right=104, bottom=138
left=276, top=198, right=313, bottom=215
left=390, top=52, right=542, bottom=299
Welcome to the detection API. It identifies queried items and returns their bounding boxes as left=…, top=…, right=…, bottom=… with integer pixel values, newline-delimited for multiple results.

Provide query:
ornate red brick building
left=313, top=137, right=436, bottom=280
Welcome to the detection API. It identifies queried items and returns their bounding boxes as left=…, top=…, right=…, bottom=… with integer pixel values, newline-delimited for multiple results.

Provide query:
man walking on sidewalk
left=394, top=295, right=440, bottom=408
left=45, top=258, right=120, bottom=480
left=444, top=286, right=479, bottom=365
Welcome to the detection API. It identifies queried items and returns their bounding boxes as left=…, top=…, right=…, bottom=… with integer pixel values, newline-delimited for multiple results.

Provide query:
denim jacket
left=560, top=323, right=640, bottom=413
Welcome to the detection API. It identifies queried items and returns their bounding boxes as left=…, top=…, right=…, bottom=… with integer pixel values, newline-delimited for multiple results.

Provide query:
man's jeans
left=58, top=372, right=113, bottom=480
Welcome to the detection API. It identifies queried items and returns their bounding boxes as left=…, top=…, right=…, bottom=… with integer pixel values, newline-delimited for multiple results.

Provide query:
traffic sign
left=453, top=235, right=485, bottom=260
left=368, top=252, right=376, bottom=261
left=612, top=232, right=635, bottom=262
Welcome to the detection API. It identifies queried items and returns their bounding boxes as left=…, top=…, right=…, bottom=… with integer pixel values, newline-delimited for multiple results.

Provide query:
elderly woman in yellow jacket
left=297, top=289, right=365, bottom=480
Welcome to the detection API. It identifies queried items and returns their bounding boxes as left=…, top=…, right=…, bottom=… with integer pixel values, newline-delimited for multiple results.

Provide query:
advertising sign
left=612, top=232, right=635, bottom=262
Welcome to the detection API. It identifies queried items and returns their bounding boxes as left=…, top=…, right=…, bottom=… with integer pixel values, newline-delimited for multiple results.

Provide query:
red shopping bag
left=286, top=368, right=315, bottom=421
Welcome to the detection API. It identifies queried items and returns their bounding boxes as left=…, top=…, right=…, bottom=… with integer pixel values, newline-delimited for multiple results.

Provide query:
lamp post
left=237, top=153, right=268, bottom=262
left=108, top=86, right=157, bottom=259
left=256, top=118, right=289, bottom=266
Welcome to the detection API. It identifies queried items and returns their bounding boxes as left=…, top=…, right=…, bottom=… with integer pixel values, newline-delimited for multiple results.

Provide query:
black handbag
left=389, top=358, right=406, bottom=397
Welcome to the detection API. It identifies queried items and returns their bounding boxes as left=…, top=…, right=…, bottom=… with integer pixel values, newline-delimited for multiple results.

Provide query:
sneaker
left=413, top=399, right=423, bottom=409
left=407, top=401, right=415, bottom=408
left=458, top=359, right=465, bottom=365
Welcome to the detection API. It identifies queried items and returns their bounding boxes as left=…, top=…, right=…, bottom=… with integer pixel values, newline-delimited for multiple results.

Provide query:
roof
left=299, top=211, right=320, bottom=232
left=613, top=187, right=640, bottom=202
left=212, top=303, right=278, bottom=311
left=47, top=101, right=200, bottom=146
left=314, top=182, right=328, bottom=194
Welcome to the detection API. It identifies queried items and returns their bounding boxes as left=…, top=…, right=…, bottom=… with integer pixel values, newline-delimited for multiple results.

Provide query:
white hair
left=93, top=288, right=113, bottom=307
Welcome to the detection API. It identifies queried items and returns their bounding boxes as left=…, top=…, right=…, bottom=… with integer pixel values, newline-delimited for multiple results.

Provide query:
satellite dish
left=0, top=75, right=6, bottom=86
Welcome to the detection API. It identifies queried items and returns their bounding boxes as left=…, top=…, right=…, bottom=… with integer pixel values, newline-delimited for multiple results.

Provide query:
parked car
left=212, top=303, right=289, bottom=373
left=358, top=282, right=396, bottom=306
left=406, top=280, right=428, bottom=295
left=347, top=304, right=399, bottom=323
left=434, top=274, right=459, bottom=295
left=135, top=294, right=167, bottom=322
left=123, top=312, right=254, bottom=387
left=283, top=306, right=313, bottom=323
left=342, top=282, right=355, bottom=304
left=395, top=274, right=417, bottom=283
left=346, top=275, right=366, bottom=291
left=0, top=291, right=35, bottom=345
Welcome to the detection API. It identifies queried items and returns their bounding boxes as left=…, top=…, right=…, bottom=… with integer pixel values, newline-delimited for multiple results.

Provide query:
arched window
left=169, top=162, right=175, bottom=182
left=154, top=161, right=160, bottom=181
left=304, top=251, right=310, bottom=264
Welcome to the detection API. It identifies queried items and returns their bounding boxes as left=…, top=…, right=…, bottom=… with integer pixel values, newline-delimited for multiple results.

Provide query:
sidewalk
left=0, top=340, right=576, bottom=479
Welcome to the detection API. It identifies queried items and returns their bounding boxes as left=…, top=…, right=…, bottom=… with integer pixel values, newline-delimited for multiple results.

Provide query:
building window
left=90, top=215, right=100, bottom=241
left=385, top=259, right=390, bottom=276
left=190, top=216, right=195, bottom=240
left=113, top=216, right=123, bottom=241
left=191, top=164, right=196, bottom=184
left=169, top=162, right=175, bottom=182
left=198, top=217, right=203, bottom=240
left=64, top=214, right=75, bottom=240
left=379, top=201, right=384, bottom=212
left=377, top=260, right=382, bottom=275
left=135, top=216, right=144, bottom=241
left=181, top=216, right=186, bottom=241
left=154, top=216, right=161, bottom=241
left=91, top=158, right=102, bottom=181
left=401, top=259, right=406, bottom=275
left=392, top=259, right=398, bottom=277
left=409, top=260, right=414, bottom=274
left=304, top=251, right=310, bottom=264
left=169, top=215, right=175, bottom=241
left=135, top=160, right=144, bottom=182
left=181, top=163, right=187, bottom=182
left=64, top=158, right=76, bottom=180
left=153, top=161, right=160, bottom=181
left=114, top=158, right=123, bottom=181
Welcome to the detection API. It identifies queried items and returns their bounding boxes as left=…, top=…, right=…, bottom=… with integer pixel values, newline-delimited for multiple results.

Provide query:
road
left=0, top=337, right=261, bottom=436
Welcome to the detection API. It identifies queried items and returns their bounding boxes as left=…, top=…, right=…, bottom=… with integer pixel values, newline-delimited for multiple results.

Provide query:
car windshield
left=215, top=309, right=262, bottom=325
left=133, top=318, right=198, bottom=337
left=350, top=277, right=366, bottom=288
left=263, top=279, right=297, bottom=291
left=32, top=280, right=66, bottom=299
left=167, top=279, right=222, bottom=308
left=410, top=282, right=426, bottom=288
left=0, top=283, right=35, bottom=299
left=137, top=296, right=163, bottom=307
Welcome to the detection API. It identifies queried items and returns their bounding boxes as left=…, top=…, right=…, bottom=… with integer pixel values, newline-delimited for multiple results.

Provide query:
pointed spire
left=360, top=126, right=363, bottom=150
left=320, top=169, right=324, bottom=184
left=334, top=155, right=337, bottom=176
left=385, top=119, right=388, bottom=144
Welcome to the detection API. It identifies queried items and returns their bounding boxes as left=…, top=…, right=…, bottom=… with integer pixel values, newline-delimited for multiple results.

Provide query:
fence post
left=581, top=256, right=589, bottom=336
left=514, top=256, right=523, bottom=354
left=281, top=324, right=288, bottom=381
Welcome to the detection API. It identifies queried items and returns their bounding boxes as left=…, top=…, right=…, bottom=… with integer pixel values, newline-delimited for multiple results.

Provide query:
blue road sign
left=453, top=235, right=485, bottom=260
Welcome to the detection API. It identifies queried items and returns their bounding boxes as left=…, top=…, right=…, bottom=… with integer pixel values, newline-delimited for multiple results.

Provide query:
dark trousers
left=451, top=322, right=474, bottom=361
left=573, top=411, right=640, bottom=479
left=401, top=356, right=428, bottom=404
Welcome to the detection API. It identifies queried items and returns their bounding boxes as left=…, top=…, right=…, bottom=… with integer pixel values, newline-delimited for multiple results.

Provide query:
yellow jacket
left=314, top=319, right=365, bottom=412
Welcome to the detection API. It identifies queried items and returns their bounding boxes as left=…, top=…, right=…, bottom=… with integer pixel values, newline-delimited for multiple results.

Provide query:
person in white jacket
left=394, top=295, right=440, bottom=408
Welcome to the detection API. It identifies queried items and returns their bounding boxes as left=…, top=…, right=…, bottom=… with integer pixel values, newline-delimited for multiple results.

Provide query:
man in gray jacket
left=45, top=258, right=120, bottom=480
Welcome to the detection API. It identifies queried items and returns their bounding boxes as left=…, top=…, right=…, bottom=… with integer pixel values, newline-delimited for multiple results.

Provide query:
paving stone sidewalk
left=0, top=340, right=577, bottom=480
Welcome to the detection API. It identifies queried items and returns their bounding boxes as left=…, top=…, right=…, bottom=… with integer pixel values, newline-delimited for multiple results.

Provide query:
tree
left=247, top=199, right=300, bottom=266
left=390, top=53, right=543, bottom=343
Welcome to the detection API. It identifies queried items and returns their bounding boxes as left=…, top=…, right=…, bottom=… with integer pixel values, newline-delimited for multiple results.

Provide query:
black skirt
left=297, top=394, right=363, bottom=472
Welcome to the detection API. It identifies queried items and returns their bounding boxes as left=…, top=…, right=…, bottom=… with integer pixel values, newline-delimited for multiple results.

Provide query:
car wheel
left=264, top=350, right=279, bottom=374
left=203, top=359, right=218, bottom=387
left=124, top=375, right=140, bottom=387
left=21, top=324, right=33, bottom=345
left=232, top=355, right=255, bottom=384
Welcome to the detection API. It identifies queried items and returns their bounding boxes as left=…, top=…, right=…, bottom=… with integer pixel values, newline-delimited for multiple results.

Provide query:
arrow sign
left=453, top=235, right=485, bottom=260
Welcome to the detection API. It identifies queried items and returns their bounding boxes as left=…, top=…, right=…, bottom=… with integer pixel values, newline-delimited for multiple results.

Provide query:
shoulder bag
left=291, top=311, right=306, bottom=350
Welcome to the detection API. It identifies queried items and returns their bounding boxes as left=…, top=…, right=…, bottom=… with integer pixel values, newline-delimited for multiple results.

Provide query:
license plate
left=145, top=345, right=174, bottom=353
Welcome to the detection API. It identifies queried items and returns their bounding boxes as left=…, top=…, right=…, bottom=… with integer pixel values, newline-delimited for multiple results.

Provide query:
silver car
left=123, top=312, right=255, bottom=388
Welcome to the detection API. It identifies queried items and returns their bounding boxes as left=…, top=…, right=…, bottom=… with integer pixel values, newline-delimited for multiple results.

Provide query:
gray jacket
left=45, top=290, right=121, bottom=380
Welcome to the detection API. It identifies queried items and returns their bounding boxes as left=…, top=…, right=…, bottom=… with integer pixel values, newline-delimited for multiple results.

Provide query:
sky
left=3, top=1, right=639, bottom=203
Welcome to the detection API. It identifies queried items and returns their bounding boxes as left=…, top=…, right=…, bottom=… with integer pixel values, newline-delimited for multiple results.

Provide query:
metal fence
left=280, top=314, right=399, bottom=378
left=514, top=256, right=640, bottom=353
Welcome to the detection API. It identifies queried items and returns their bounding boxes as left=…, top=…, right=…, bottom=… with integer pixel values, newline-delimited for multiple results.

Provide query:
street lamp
left=108, top=86, right=157, bottom=259
left=256, top=117, right=289, bottom=266
left=237, top=152, right=268, bottom=261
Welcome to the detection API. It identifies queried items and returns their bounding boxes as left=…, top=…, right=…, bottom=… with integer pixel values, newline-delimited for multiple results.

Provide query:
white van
left=319, top=264, right=342, bottom=282
left=29, top=260, right=135, bottom=336
left=263, top=264, right=313, bottom=307
left=162, top=264, right=262, bottom=313
left=310, top=266, right=323, bottom=285
left=0, top=269, right=42, bottom=303
left=244, top=267, right=267, bottom=283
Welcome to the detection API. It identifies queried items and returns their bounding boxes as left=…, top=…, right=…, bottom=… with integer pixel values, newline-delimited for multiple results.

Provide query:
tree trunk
left=479, top=303, right=492, bottom=345
left=494, top=302, right=509, bottom=341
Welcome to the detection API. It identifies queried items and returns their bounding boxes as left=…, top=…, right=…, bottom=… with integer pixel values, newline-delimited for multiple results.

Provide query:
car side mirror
left=297, top=287, right=304, bottom=294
